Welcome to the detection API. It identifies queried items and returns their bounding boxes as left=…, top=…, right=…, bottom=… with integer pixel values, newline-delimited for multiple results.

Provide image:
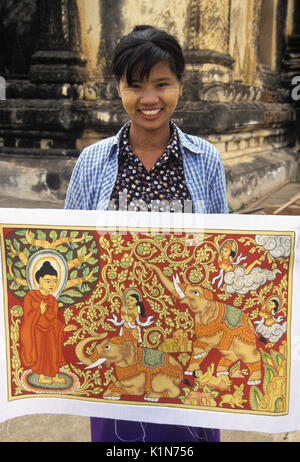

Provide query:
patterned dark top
left=109, top=122, right=192, bottom=212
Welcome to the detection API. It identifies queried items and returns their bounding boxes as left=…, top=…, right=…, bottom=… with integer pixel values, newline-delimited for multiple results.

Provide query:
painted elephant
left=75, top=333, right=183, bottom=401
left=145, top=262, right=262, bottom=385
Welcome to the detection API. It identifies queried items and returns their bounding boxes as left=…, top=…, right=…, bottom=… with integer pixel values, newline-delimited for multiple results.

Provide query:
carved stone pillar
left=175, top=0, right=297, bottom=210
left=184, top=0, right=233, bottom=95
left=179, top=0, right=263, bottom=135
left=29, top=0, right=87, bottom=83
left=0, top=0, right=88, bottom=157
left=0, top=0, right=88, bottom=203
left=182, top=0, right=261, bottom=109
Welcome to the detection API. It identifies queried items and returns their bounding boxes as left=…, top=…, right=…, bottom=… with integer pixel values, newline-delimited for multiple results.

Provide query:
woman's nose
left=139, top=88, right=159, bottom=105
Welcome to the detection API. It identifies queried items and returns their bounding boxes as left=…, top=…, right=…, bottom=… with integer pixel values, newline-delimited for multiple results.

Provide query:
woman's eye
left=194, top=291, right=200, bottom=296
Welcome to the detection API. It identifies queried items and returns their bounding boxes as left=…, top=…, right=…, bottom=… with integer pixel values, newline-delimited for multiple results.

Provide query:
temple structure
left=0, top=0, right=299, bottom=210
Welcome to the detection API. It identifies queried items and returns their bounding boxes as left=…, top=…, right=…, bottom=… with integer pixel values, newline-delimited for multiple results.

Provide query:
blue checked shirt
left=64, top=123, right=228, bottom=214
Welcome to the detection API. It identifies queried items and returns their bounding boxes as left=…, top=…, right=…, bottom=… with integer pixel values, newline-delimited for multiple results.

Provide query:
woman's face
left=125, top=295, right=138, bottom=309
left=117, top=61, right=183, bottom=134
left=39, top=275, right=58, bottom=294
left=265, top=299, right=277, bottom=311
left=220, top=247, right=231, bottom=258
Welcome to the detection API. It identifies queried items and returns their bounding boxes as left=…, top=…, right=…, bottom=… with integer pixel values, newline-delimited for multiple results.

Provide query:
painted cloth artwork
left=0, top=209, right=299, bottom=434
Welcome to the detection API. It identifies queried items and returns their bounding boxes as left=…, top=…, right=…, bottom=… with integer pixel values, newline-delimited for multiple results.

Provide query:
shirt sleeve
left=64, top=153, right=85, bottom=210
left=208, top=152, right=229, bottom=214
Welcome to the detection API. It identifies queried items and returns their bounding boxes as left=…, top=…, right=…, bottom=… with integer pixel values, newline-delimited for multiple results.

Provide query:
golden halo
left=123, top=287, right=142, bottom=302
left=220, top=239, right=238, bottom=255
left=26, top=250, right=68, bottom=298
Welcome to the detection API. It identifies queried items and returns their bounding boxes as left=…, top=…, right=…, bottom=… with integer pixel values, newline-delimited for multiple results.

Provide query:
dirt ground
left=0, top=414, right=299, bottom=442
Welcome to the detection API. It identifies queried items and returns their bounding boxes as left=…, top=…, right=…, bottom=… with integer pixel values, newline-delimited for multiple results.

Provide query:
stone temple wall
left=0, top=0, right=299, bottom=209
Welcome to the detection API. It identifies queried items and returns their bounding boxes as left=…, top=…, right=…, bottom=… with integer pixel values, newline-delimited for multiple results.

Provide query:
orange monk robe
left=20, top=290, right=66, bottom=377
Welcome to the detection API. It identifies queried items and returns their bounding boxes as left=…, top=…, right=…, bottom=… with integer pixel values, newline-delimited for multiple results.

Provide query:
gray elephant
left=144, top=262, right=262, bottom=386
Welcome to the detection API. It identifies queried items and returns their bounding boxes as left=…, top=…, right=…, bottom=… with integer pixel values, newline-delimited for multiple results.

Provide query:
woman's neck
left=129, top=124, right=171, bottom=171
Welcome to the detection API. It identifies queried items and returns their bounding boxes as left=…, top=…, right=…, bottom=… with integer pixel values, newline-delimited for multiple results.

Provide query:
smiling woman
left=113, top=26, right=184, bottom=171
left=116, top=62, right=183, bottom=166
left=65, top=25, right=228, bottom=441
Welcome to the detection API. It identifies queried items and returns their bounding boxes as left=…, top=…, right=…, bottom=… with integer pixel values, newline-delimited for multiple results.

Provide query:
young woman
left=108, top=289, right=154, bottom=344
left=65, top=25, right=228, bottom=442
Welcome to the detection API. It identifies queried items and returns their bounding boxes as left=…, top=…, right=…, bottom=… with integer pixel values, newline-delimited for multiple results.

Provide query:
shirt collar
left=108, top=120, right=203, bottom=160
left=176, top=125, right=203, bottom=154
left=118, top=121, right=181, bottom=166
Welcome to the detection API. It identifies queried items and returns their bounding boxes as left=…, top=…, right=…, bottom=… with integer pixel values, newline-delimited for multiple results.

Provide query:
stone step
left=0, top=147, right=297, bottom=211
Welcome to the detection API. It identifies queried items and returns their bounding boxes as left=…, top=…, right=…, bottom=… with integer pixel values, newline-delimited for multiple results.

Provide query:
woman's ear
left=115, top=80, right=121, bottom=97
left=179, top=75, right=184, bottom=96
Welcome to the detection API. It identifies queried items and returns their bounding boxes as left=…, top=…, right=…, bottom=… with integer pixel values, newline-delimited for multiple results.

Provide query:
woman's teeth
left=140, top=109, right=161, bottom=115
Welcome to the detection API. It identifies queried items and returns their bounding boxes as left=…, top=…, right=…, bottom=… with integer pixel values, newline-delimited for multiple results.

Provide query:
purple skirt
left=90, top=418, right=220, bottom=442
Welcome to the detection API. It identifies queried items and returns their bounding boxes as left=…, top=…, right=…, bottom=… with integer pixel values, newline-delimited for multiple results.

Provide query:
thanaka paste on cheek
left=163, top=88, right=181, bottom=114
left=119, top=89, right=137, bottom=117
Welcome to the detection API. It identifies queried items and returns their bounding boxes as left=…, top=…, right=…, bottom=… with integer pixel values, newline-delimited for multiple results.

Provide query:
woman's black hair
left=112, top=25, right=185, bottom=84
left=270, top=298, right=279, bottom=312
left=129, top=293, right=146, bottom=318
left=35, top=261, right=57, bottom=283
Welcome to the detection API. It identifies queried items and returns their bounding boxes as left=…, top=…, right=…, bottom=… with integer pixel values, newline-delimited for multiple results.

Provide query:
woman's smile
left=138, top=108, right=163, bottom=120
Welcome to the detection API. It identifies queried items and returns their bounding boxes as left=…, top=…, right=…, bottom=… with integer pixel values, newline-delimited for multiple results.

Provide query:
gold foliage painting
left=1, top=224, right=293, bottom=415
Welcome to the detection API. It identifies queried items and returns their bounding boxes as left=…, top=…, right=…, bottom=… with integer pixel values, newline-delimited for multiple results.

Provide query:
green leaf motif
left=249, top=386, right=263, bottom=410
left=36, top=230, right=46, bottom=240
left=62, top=289, right=82, bottom=298
left=65, top=250, right=74, bottom=260
left=70, top=270, right=78, bottom=279
left=78, top=245, right=87, bottom=257
left=88, top=257, right=98, bottom=265
left=15, top=290, right=27, bottom=298
left=13, top=238, right=20, bottom=251
left=56, top=245, right=69, bottom=254
left=59, top=296, right=75, bottom=304
left=49, top=230, right=58, bottom=241
left=263, top=364, right=277, bottom=392
left=11, top=305, right=23, bottom=316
